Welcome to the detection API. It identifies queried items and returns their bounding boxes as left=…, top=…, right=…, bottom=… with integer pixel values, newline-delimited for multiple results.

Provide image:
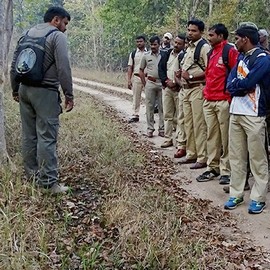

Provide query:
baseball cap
left=163, top=32, right=173, bottom=40
left=230, top=22, right=258, bottom=34
left=239, top=22, right=258, bottom=30
left=258, top=29, right=269, bottom=37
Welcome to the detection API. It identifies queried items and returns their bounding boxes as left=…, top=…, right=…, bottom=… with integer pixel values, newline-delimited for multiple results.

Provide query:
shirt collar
left=190, top=37, right=204, bottom=47
left=136, top=47, right=147, bottom=53
left=150, top=50, right=160, bottom=56
left=245, top=47, right=258, bottom=56
left=213, top=40, right=228, bottom=50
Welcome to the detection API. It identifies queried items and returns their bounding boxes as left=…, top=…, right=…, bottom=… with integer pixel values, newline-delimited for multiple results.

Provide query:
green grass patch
left=0, top=88, right=268, bottom=269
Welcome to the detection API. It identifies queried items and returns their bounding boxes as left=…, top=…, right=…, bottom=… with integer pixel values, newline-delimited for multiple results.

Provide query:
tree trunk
left=0, top=0, right=13, bottom=163
left=209, top=0, right=213, bottom=17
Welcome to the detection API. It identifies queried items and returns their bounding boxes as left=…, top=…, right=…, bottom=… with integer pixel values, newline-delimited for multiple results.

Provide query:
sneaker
left=161, top=140, right=173, bottom=148
left=46, top=183, right=69, bottom=194
left=248, top=200, right=266, bottom=214
left=196, top=170, right=219, bottom=182
left=219, top=175, right=230, bottom=185
left=224, top=197, right=244, bottom=210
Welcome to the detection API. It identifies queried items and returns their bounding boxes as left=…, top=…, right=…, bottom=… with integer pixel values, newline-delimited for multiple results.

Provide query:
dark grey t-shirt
left=10, top=23, right=73, bottom=100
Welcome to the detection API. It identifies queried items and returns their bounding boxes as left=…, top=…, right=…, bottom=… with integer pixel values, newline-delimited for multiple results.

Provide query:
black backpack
left=178, top=50, right=186, bottom=66
left=14, top=29, right=58, bottom=86
left=207, top=43, right=234, bottom=91
left=207, top=43, right=234, bottom=73
left=131, top=49, right=136, bottom=65
left=193, top=39, right=208, bottom=71
left=247, top=48, right=270, bottom=109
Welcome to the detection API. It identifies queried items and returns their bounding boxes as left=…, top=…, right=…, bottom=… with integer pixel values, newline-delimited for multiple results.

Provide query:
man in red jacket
left=196, top=23, right=239, bottom=184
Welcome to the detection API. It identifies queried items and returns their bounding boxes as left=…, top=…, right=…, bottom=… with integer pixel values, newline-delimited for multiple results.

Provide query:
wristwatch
left=189, top=74, right=194, bottom=79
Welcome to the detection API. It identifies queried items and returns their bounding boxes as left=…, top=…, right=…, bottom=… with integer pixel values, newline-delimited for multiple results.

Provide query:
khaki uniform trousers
left=132, top=75, right=143, bottom=116
left=182, top=85, right=207, bottom=163
left=175, top=90, right=186, bottom=150
left=145, top=81, right=164, bottom=131
left=229, top=114, right=268, bottom=202
left=162, top=87, right=179, bottom=140
left=203, top=100, right=230, bottom=175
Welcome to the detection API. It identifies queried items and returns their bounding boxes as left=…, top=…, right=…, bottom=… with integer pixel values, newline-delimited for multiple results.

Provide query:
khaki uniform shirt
left=128, top=48, right=147, bottom=74
left=140, top=50, right=162, bottom=79
left=167, top=51, right=179, bottom=80
left=181, top=38, right=211, bottom=85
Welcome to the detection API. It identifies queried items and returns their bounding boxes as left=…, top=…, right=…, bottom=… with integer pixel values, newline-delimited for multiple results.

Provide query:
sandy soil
left=73, top=77, right=270, bottom=252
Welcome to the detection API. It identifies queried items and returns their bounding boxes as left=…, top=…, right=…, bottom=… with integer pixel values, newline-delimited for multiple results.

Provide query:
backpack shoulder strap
left=221, top=44, right=234, bottom=93
left=222, top=43, right=234, bottom=72
left=194, top=39, right=208, bottom=71
left=248, top=49, right=265, bottom=69
left=131, top=50, right=136, bottom=64
left=178, top=50, right=186, bottom=66
left=207, top=48, right=214, bottom=64
left=44, top=28, right=59, bottom=37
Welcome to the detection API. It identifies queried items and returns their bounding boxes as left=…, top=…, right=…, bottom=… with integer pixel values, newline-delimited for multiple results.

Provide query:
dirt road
left=73, top=77, right=270, bottom=252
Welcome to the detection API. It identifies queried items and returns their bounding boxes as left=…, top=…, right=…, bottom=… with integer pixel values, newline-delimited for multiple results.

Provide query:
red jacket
left=204, top=40, right=239, bottom=101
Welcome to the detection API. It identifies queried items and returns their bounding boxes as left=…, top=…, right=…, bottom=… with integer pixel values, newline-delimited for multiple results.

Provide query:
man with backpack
left=179, top=19, right=210, bottom=169
left=196, top=24, right=239, bottom=184
left=224, top=25, right=270, bottom=214
left=10, top=7, right=73, bottom=193
left=127, top=35, right=147, bottom=123
left=158, top=35, right=186, bottom=148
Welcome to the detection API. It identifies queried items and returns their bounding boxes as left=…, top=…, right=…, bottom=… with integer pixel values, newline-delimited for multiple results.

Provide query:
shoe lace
left=250, top=200, right=263, bottom=207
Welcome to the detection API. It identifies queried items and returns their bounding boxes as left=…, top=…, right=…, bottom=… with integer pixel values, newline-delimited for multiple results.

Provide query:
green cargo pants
left=19, top=85, right=62, bottom=187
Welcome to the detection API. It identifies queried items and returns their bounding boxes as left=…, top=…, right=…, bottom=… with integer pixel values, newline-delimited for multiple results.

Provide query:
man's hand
left=181, top=70, right=190, bottom=81
left=128, top=80, right=132, bottom=90
left=65, top=97, right=74, bottom=112
left=13, top=96, right=19, bottom=102
left=166, top=79, right=175, bottom=88
left=175, top=69, right=182, bottom=78
left=13, top=93, right=19, bottom=103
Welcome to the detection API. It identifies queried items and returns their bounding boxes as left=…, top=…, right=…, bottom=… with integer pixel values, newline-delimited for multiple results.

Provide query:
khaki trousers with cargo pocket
left=203, top=99, right=230, bottom=175
left=182, top=85, right=207, bottom=163
left=229, top=114, right=268, bottom=202
left=132, top=75, right=143, bottom=116
left=175, top=89, right=186, bottom=150
left=144, top=81, right=164, bottom=132
left=162, top=87, right=179, bottom=140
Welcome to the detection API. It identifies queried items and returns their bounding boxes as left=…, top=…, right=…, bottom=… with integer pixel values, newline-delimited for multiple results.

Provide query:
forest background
left=12, top=0, right=270, bottom=72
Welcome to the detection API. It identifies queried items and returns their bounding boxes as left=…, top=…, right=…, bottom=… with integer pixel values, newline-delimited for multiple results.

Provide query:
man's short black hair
left=136, top=35, right=146, bottom=42
left=149, top=35, right=160, bottom=44
left=209, top=23, right=229, bottom=40
left=44, top=7, right=71, bottom=22
left=236, top=26, right=259, bottom=45
left=188, top=19, right=205, bottom=32
left=177, top=34, right=186, bottom=41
